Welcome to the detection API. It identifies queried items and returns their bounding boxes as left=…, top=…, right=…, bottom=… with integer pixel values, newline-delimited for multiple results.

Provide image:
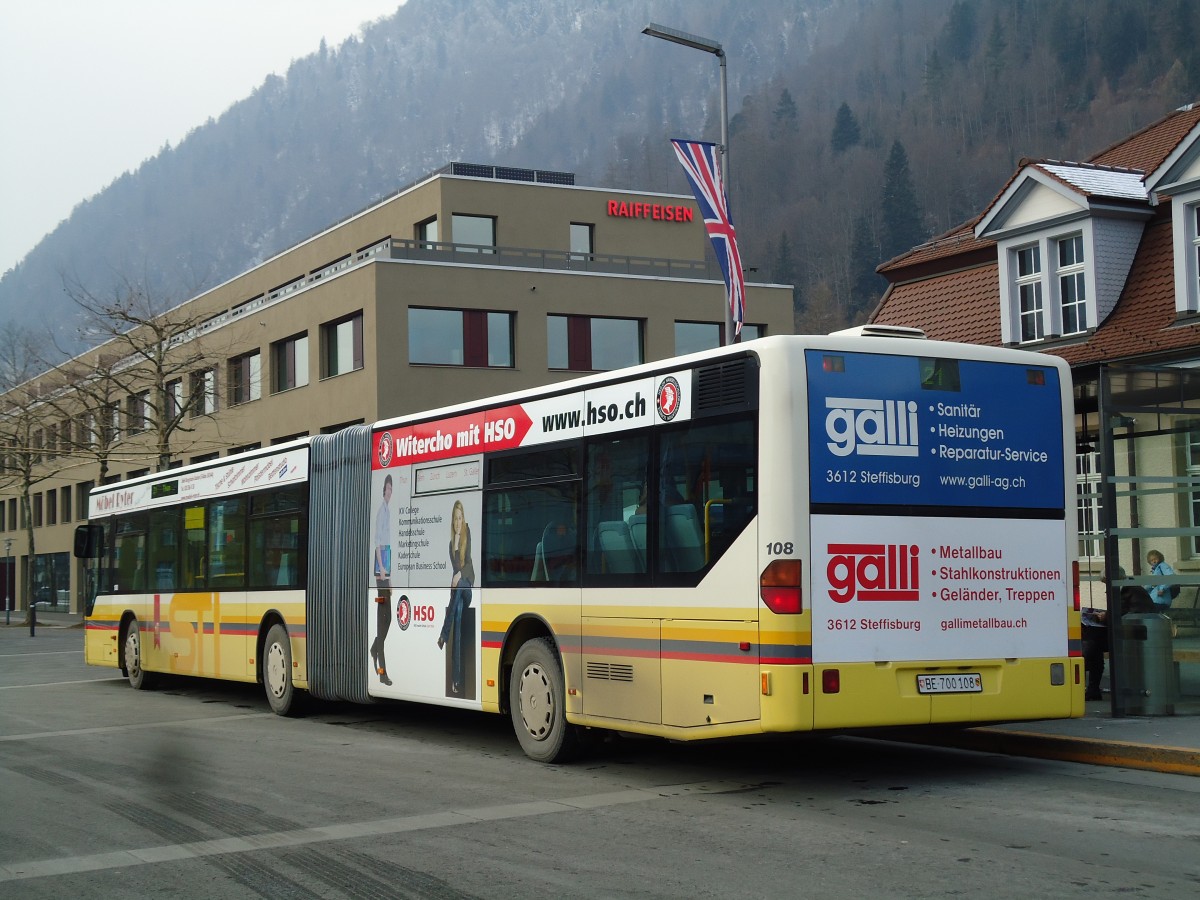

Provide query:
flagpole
left=716, top=49, right=734, bottom=345
left=643, top=23, right=737, bottom=346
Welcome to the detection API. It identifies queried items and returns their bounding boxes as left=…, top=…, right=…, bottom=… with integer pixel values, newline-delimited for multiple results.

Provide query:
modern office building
left=0, top=163, right=794, bottom=613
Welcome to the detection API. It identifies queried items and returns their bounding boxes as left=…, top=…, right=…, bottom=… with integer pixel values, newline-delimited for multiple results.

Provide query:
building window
left=451, top=214, right=496, bottom=253
left=166, top=379, right=184, bottom=420
left=417, top=217, right=438, bottom=248
left=1187, top=428, right=1200, bottom=557
left=229, top=351, right=262, bottom=406
left=674, top=321, right=764, bottom=355
left=126, top=391, right=149, bottom=434
left=33, top=493, right=43, bottom=528
left=271, top=332, right=310, bottom=393
left=548, top=315, right=643, bottom=371
left=46, top=423, right=58, bottom=460
left=229, top=443, right=261, bottom=456
left=61, top=485, right=72, bottom=524
left=77, top=482, right=92, bottom=521
left=1015, top=244, right=1044, bottom=342
left=1076, top=450, right=1102, bottom=561
left=190, top=368, right=218, bottom=417
left=47, top=489, right=57, bottom=526
left=570, top=222, right=594, bottom=259
left=190, top=452, right=220, bottom=466
left=409, top=308, right=514, bottom=367
left=1058, top=234, right=1087, bottom=335
left=1193, top=205, right=1200, bottom=307
left=321, top=313, right=363, bottom=378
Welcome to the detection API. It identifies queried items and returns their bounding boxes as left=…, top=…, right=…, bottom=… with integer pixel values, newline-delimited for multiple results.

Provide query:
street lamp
left=4, top=538, right=11, bottom=626
left=642, top=22, right=735, bottom=345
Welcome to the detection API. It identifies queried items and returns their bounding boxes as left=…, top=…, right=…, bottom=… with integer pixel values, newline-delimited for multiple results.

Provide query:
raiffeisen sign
left=606, top=200, right=694, bottom=222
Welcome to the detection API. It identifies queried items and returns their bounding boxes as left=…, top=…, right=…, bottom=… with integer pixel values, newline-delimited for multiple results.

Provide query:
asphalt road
left=2, top=627, right=1198, bottom=898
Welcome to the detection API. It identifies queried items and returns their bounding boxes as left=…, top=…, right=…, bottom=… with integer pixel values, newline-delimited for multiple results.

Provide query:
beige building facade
left=0, top=163, right=793, bottom=613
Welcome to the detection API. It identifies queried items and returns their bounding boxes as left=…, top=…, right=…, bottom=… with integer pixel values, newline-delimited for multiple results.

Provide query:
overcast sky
left=0, top=0, right=403, bottom=275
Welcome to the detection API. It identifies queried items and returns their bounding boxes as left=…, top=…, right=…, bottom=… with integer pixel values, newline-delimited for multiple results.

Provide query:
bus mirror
left=73, top=523, right=103, bottom=559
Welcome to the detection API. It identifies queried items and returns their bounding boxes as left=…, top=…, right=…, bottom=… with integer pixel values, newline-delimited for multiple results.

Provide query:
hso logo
left=827, top=543, right=920, bottom=603
left=656, top=376, right=681, bottom=421
left=825, top=397, right=919, bottom=457
left=395, top=594, right=411, bottom=630
left=377, top=430, right=394, bottom=468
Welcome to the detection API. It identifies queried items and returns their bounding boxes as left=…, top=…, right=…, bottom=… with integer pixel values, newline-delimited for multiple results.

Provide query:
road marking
left=0, top=677, right=126, bottom=691
left=0, top=650, right=83, bottom=659
left=0, top=781, right=741, bottom=882
left=0, top=712, right=272, bottom=743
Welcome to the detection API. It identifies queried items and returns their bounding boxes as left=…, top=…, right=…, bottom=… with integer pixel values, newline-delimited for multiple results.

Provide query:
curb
left=884, top=726, right=1200, bottom=777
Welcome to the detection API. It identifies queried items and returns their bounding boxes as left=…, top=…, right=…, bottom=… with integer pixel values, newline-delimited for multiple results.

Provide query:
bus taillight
left=821, top=669, right=840, bottom=693
left=1072, top=561, right=1080, bottom=611
left=760, top=559, right=802, bottom=613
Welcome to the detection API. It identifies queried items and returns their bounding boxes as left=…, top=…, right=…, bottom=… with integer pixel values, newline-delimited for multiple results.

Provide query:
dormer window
left=1058, top=234, right=1087, bottom=334
left=978, top=161, right=1150, bottom=345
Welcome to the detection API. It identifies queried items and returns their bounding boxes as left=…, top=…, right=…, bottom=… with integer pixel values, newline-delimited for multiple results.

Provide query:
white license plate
left=916, top=673, right=982, bottom=694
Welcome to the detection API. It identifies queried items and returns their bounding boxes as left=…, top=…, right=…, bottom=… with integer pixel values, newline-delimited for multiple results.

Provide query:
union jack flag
left=671, top=138, right=745, bottom=337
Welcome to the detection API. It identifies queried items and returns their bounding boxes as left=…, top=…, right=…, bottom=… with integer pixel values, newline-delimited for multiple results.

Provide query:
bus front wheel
left=123, top=618, right=156, bottom=690
left=263, top=624, right=303, bottom=717
left=509, top=638, right=579, bottom=763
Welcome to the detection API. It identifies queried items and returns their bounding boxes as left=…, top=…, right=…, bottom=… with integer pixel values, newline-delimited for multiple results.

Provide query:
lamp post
left=4, top=538, right=11, bottom=626
left=642, top=22, right=735, bottom=345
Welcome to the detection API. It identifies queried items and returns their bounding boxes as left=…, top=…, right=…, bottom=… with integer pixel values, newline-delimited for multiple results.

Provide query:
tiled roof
left=1050, top=216, right=1195, bottom=367
left=871, top=262, right=1001, bottom=346
left=877, top=219, right=990, bottom=272
left=873, top=216, right=1199, bottom=368
left=872, top=102, right=1200, bottom=369
left=1089, top=103, right=1200, bottom=172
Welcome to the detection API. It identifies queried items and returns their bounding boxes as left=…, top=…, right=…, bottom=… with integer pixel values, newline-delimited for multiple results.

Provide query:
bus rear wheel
left=263, top=624, right=303, bottom=717
left=510, top=637, right=579, bottom=763
left=123, top=618, right=156, bottom=690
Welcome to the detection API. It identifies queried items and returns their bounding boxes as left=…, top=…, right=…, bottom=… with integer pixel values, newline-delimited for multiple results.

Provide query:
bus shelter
left=1092, top=363, right=1200, bottom=717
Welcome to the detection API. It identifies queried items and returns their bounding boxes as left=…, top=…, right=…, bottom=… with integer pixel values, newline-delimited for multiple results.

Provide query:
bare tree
left=0, top=322, right=72, bottom=612
left=62, top=273, right=240, bottom=472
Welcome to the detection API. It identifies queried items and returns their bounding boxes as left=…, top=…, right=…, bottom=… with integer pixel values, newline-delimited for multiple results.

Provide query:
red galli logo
left=827, top=543, right=920, bottom=603
left=377, top=430, right=394, bottom=468
left=656, top=376, right=681, bottom=422
left=395, top=594, right=411, bottom=631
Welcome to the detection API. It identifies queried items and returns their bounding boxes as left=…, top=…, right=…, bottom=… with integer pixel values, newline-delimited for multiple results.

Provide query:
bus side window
left=485, top=482, right=579, bottom=585
left=585, top=435, right=649, bottom=581
left=207, top=498, right=247, bottom=590
left=113, top=514, right=149, bottom=593
left=181, top=505, right=207, bottom=589
left=149, top=508, right=180, bottom=591
left=656, top=417, right=756, bottom=577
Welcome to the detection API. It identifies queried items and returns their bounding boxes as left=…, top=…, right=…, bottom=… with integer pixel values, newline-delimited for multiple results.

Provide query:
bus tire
left=263, top=624, right=303, bottom=717
left=123, top=618, right=156, bottom=691
left=510, top=637, right=579, bottom=763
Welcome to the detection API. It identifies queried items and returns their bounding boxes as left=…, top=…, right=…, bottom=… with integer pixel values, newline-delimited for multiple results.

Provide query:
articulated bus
left=76, top=329, right=1082, bottom=761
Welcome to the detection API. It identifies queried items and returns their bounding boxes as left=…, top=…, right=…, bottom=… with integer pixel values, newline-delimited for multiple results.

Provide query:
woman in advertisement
left=437, top=498, right=474, bottom=695
left=371, top=474, right=393, bottom=686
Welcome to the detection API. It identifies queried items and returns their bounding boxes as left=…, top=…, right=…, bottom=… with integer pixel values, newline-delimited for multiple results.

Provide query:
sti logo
left=825, top=397, right=919, bottom=457
left=377, top=430, right=394, bottom=468
left=827, top=543, right=920, bottom=603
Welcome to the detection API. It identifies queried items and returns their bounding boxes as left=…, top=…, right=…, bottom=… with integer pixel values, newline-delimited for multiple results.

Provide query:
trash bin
left=1116, top=613, right=1175, bottom=715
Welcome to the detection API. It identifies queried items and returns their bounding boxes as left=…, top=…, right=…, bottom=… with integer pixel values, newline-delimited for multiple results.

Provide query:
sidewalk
left=1, top=608, right=84, bottom=630
left=9, top=610, right=1199, bottom=775
left=884, top=702, right=1200, bottom=777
